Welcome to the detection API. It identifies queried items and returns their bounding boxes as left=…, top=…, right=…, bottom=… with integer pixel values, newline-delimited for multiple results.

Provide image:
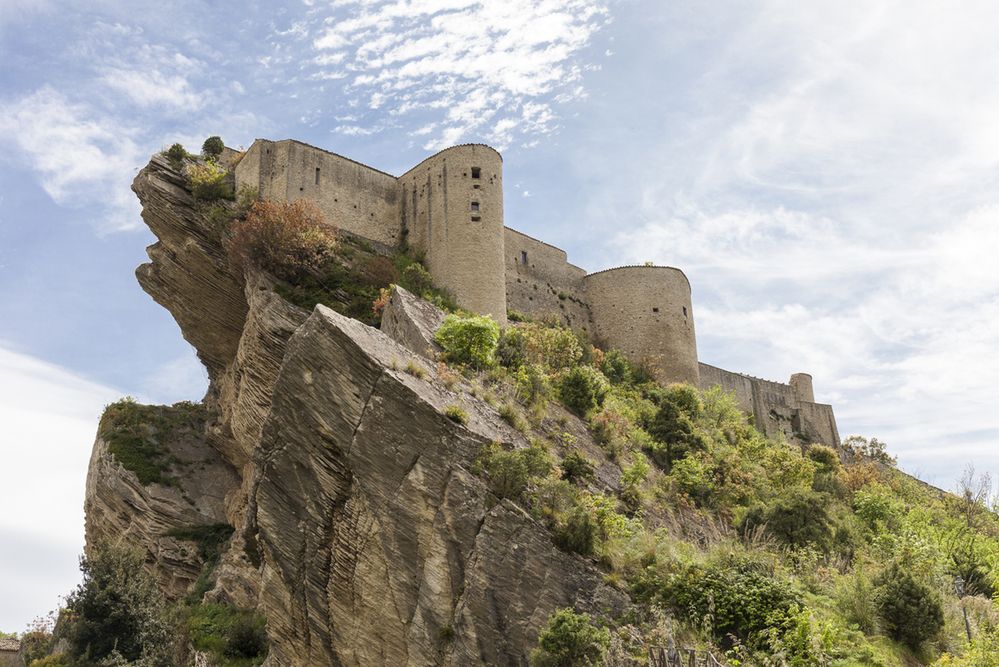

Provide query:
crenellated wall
left=697, top=363, right=839, bottom=446
left=585, top=266, right=699, bottom=385
left=230, top=137, right=839, bottom=447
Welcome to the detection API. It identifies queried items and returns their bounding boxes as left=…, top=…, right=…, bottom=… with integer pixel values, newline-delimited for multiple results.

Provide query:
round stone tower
left=400, top=145, right=506, bottom=324
left=789, top=373, right=815, bottom=403
left=584, top=266, right=699, bottom=385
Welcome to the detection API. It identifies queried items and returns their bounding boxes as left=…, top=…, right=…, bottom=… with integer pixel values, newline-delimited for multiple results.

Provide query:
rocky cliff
left=83, top=154, right=630, bottom=665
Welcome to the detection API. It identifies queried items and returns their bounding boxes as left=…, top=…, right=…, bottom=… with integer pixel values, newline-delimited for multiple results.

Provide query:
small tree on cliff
left=228, top=199, right=336, bottom=281
left=63, top=541, right=173, bottom=666
left=201, top=136, right=224, bottom=160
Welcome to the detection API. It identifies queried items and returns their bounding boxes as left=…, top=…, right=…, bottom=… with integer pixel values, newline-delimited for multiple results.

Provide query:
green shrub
left=645, top=399, right=703, bottom=471
left=662, top=383, right=702, bottom=417
left=514, top=363, right=551, bottom=407
left=875, top=564, right=943, bottom=649
left=476, top=441, right=551, bottom=501
left=739, top=488, right=833, bottom=551
left=519, top=323, right=583, bottom=371
left=599, top=350, right=632, bottom=385
left=853, top=483, right=903, bottom=530
left=560, top=451, right=595, bottom=485
left=530, top=608, right=610, bottom=667
left=165, top=142, right=188, bottom=165
left=806, top=444, right=841, bottom=472
left=187, top=603, right=268, bottom=664
left=444, top=405, right=468, bottom=425
left=496, top=327, right=527, bottom=368
left=63, top=542, right=172, bottom=665
left=558, top=367, right=609, bottom=416
left=668, top=455, right=716, bottom=507
left=834, top=569, right=879, bottom=634
left=202, top=135, right=224, bottom=159
left=99, top=398, right=203, bottom=486
left=188, top=160, right=233, bottom=201
left=636, top=553, right=801, bottom=648
left=499, top=402, right=527, bottom=432
left=228, top=199, right=335, bottom=281
left=553, top=505, right=597, bottom=555
left=400, top=262, right=433, bottom=294
left=434, top=314, right=501, bottom=368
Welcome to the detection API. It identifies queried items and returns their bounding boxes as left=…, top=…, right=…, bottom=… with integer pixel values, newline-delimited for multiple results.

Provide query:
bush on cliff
left=434, top=313, right=501, bottom=368
left=530, top=608, right=610, bottom=667
left=558, top=366, right=609, bottom=416
left=188, top=160, right=233, bottom=202
left=228, top=199, right=335, bottom=281
left=875, top=564, right=944, bottom=649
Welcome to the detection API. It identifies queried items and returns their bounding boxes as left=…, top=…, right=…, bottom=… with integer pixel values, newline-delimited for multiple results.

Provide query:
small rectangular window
left=652, top=307, right=659, bottom=313
left=521, top=251, right=528, bottom=264
left=471, top=216, right=481, bottom=222
left=470, top=201, right=480, bottom=211
left=683, top=306, right=688, bottom=317
left=471, top=167, right=481, bottom=179
left=315, top=167, right=320, bottom=185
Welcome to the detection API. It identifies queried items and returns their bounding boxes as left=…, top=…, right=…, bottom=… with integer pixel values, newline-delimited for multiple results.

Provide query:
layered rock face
left=83, top=154, right=626, bottom=665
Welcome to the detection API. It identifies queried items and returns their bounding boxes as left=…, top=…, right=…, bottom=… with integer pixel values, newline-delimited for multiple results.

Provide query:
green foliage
left=843, top=435, right=897, bottom=466
left=514, top=363, right=551, bottom=408
left=188, top=160, right=233, bottom=201
left=165, top=143, right=188, bottom=165
left=498, top=402, right=528, bottom=432
left=853, top=483, right=904, bottom=530
left=834, top=568, right=880, bottom=634
left=476, top=441, right=551, bottom=501
left=99, top=398, right=204, bottom=486
left=496, top=327, right=527, bottom=368
left=645, top=399, right=704, bottom=471
left=518, top=323, right=583, bottom=371
left=434, top=314, right=501, bottom=368
left=558, top=366, right=609, bottom=416
left=166, top=524, right=234, bottom=564
left=443, top=404, right=469, bottom=425
left=636, top=553, right=801, bottom=648
left=806, top=444, right=841, bottom=472
left=530, top=608, right=610, bottom=667
left=599, top=349, right=633, bottom=385
left=201, top=135, right=224, bottom=158
left=560, top=451, right=595, bottom=485
left=875, top=564, right=944, bottom=649
left=27, top=655, right=69, bottom=667
left=62, top=542, right=172, bottom=666
left=400, top=262, right=433, bottom=294
left=186, top=603, right=268, bottom=666
left=759, top=488, right=834, bottom=551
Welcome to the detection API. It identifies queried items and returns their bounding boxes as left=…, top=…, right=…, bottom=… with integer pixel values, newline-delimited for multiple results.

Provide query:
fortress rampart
left=585, top=266, right=699, bottom=386
left=232, top=138, right=840, bottom=446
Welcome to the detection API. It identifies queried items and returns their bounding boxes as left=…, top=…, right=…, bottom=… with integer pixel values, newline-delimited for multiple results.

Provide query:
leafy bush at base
left=434, top=314, right=501, bottom=368
left=875, top=564, right=944, bottom=649
left=187, top=603, right=268, bottom=666
left=530, top=608, right=610, bottom=667
left=165, top=142, right=188, bottom=165
left=634, top=553, right=801, bottom=648
left=558, top=366, right=609, bottom=416
left=228, top=200, right=335, bottom=281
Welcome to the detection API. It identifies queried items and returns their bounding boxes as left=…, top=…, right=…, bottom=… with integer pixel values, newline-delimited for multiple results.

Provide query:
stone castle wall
left=584, top=266, right=699, bottom=385
left=235, top=139, right=400, bottom=247
left=503, top=228, right=592, bottom=330
left=231, top=138, right=838, bottom=446
left=697, top=363, right=839, bottom=446
left=399, top=145, right=507, bottom=323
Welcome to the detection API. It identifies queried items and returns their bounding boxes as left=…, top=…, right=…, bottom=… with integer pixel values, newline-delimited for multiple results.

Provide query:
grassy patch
left=99, top=399, right=205, bottom=486
left=186, top=603, right=268, bottom=667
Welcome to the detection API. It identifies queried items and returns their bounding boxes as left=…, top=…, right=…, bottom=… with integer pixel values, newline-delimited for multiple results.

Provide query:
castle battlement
left=233, top=138, right=839, bottom=446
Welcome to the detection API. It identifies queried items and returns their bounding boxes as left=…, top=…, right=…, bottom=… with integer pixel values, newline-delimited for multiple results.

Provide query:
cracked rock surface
left=83, top=154, right=627, bottom=666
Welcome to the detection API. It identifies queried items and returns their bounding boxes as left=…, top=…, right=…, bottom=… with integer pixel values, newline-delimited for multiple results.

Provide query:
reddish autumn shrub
left=228, top=200, right=335, bottom=281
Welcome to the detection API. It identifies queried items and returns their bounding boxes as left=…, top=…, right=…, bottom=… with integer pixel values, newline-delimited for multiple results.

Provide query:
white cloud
left=0, top=343, right=121, bottom=631
left=0, top=87, right=144, bottom=231
left=100, top=67, right=203, bottom=110
left=305, top=0, right=609, bottom=149
left=583, top=0, right=999, bottom=487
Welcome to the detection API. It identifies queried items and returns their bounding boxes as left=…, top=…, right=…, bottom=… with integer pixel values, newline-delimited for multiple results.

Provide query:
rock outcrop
left=83, top=154, right=629, bottom=665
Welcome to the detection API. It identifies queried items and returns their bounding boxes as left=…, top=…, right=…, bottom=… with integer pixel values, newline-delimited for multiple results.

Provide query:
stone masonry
left=232, top=138, right=840, bottom=446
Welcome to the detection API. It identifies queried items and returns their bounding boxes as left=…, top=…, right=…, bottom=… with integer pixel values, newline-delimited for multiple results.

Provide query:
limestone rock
left=251, top=305, right=627, bottom=666
left=84, top=404, right=238, bottom=600
left=380, top=284, right=445, bottom=358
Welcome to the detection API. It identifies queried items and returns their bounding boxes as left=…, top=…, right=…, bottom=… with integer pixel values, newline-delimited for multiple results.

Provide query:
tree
left=646, top=400, right=702, bottom=471
left=875, top=564, right=944, bottom=649
left=201, top=136, right=224, bottom=159
left=63, top=542, right=173, bottom=666
left=434, top=314, right=501, bottom=368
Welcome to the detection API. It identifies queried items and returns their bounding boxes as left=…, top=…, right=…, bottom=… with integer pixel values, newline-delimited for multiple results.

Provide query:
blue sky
left=2, top=0, right=999, bottom=632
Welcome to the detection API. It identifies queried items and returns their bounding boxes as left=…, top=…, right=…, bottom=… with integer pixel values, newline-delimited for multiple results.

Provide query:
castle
left=232, top=139, right=840, bottom=447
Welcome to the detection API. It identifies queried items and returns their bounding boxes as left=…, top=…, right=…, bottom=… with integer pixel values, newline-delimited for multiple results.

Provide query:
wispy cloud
left=0, top=87, right=144, bottom=231
left=304, top=0, right=610, bottom=149
left=0, top=343, right=121, bottom=631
